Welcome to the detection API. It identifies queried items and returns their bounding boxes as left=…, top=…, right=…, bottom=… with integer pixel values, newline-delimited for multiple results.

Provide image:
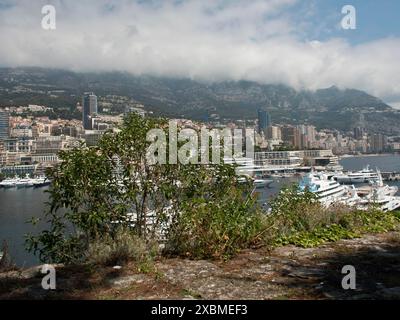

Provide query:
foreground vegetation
left=265, top=185, right=400, bottom=248
left=26, top=114, right=263, bottom=265
left=24, top=114, right=400, bottom=269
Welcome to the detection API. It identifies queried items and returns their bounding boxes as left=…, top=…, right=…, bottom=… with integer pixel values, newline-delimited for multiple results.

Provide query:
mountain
left=0, top=67, right=399, bottom=134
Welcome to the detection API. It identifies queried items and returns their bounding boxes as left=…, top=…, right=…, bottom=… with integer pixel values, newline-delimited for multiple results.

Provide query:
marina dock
left=381, top=172, right=400, bottom=181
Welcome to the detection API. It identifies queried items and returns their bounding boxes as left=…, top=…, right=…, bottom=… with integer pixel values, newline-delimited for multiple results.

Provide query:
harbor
left=0, top=175, right=50, bottom=189
left=1, top=154, right=400, bottom=267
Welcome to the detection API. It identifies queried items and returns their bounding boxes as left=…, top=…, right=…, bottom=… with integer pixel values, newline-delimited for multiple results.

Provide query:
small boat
left=254, top=178, right=273, bottom=188
left=32, top=176, right=51, bottom=188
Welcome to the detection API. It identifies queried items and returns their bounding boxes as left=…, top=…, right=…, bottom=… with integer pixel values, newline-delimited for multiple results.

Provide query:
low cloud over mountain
left=0, top=0, right=400, bottom=107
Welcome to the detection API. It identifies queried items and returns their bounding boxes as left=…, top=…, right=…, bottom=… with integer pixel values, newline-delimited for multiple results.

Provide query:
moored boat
left=32, top=176, right=51, bottom=188
left=298, top=172, right=349, bottom=207
left=334, top=165, right=379, bottom=184
left=0, top=175, right=51, bottom=189
left=0, top=178, right=18, bottom=189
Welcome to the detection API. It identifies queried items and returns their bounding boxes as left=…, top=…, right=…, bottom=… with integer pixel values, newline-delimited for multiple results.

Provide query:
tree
left=26, top=114, right=262, bottom=263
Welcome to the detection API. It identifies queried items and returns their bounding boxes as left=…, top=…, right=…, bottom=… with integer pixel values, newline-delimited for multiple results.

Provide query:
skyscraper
left=281, top=125, right=301, bottom=148
left=257, top=108, right=271, bottom=134
left=0, top=110, right=10, bottom=140
left=370, top=133, right=387, bottom=153
left=82, top=92, right=98, bottom=130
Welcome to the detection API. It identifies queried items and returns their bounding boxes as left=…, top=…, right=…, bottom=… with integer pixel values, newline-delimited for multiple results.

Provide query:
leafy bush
left=165, top=165, right=263, bottom=259
left=264, top=184, right=321, bottom=240
left=275, top=224, right=359, bottom=247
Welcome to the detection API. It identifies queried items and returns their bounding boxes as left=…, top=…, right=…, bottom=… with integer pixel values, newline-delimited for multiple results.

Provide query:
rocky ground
left=1, top=232, right=400, bottom=300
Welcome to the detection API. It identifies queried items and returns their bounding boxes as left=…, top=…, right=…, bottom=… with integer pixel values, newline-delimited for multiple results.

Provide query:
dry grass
left=85, top=228, right=157, bottom=267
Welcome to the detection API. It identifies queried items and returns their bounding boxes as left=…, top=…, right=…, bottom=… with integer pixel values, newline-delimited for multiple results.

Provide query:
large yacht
left=0, top=175, right=50, bottom=189
left=299, top=171, right=400, bottom=212
left=298, top=172, right=349, bottom=206
left=32, top=176, right=51, bottom=188
left=356, top=188, right=400, bottom=212
left=334, top=165, right=379, bottom=184
left=372, top=170, right=398, bottom=196
left=0, top=178, right=17, bottom=188
left=15, top=175, right=34, bottom=188
left=353, top=170, right=400, bottom=212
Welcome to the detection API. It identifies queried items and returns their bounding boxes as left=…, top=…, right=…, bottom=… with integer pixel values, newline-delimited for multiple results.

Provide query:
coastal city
left=1, top=92, right=399, bottom=180
left=1, top=90, right=400, bottom=214
left=1, top=0, right=400, bottom=306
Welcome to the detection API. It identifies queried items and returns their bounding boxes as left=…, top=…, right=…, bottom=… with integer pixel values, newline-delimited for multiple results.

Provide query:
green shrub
left=165, top=166, right=264, bottom=259
left=274, top=224, right=359, bottom=248
left=85, top=228, right=157, bottom=267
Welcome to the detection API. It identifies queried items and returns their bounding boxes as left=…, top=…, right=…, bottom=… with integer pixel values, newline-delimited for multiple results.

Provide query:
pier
left=381, top=172, right=400, bottom=181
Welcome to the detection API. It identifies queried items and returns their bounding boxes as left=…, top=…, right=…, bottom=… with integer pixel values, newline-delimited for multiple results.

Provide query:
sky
left=0, top=0, right=400, bottom=108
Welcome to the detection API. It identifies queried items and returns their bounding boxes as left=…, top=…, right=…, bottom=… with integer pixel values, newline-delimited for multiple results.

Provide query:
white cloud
left=0, top=0, right=400, bottom=106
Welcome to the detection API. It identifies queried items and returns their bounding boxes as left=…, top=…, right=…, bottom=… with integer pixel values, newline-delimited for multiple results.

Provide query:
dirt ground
left=1, top=232, right=400, bottom=300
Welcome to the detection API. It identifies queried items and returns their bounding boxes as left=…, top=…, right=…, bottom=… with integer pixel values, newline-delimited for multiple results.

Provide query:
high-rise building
left=0, top=110, right=10, bottom=140
left=369, top=133, right=387, bottom=153
left=297, top=125, right=316, bottom=149
left=281, top=125, right=301, bottom=148
left=266, top=126, right=281, bottom=140
left=82, top=93, right=98, bottom=130
left=353, top=127, right=366, bottom=140
left=257, top=108, right=271, bottom=134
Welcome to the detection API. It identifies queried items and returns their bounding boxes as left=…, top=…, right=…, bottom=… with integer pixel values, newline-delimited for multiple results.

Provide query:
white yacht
left=0, top=175, right=50, bottom=189
left=223, top=157, right=263, bottom=176
left=32, top=176, right=51, bottom=188
left=355, top=171, right=398, bottom=197
left=356, top=188, right=400, bottom=212
left=224, top=157, right=273, bottom=188
left=112, top=205, right=175, bottom=241
left=15, top=175, right=34, bottom=188
left=334, top=165, right=379, bottom=184
left=298, top=172, right=349, bottom=206
left=352, top=170, right=400, bottom=212
left=0, top=177, right=18, bottom=188
left=371, top=170, right=398, bottom=196
left=298, top=172, right=400, bottom=212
